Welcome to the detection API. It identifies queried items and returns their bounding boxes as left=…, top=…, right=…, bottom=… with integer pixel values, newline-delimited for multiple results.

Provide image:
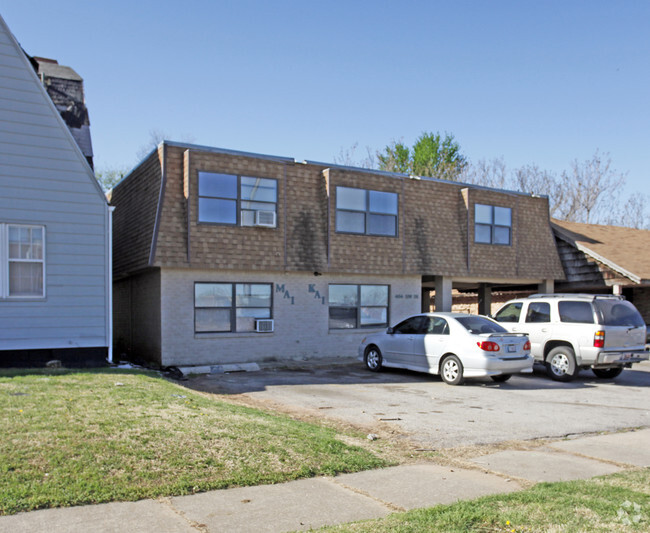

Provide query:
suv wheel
left=546, top=346, right=578, bottom=382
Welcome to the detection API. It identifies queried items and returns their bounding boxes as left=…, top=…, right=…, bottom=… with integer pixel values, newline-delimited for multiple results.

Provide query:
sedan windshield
left=455, top=316, right=508, bottom=334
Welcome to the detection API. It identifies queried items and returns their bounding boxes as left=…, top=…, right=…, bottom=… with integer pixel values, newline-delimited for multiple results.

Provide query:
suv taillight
left=477, top=341, right=500, bottom=352
left=594, top=330, right=605, bottom=348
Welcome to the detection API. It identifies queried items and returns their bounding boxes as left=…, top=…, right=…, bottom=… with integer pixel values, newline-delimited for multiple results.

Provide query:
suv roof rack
left=527, top=293, right=625, bottom=300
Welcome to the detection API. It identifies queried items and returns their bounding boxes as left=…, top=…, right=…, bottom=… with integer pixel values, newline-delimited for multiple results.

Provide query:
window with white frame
left=474, top=204, right=512, bottom=245
left=194, top=282, right=272, bottom=333
left=0, top=224, right=45, bottom=298
left=198, top=172, right=277, bottom=227
left=328, top=284, right=389, bottom=329
left=335, top=187, right=398, bottom=236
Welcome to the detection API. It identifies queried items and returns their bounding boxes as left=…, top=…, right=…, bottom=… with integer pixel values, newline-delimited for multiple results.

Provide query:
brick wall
left=158, top=268, right=421, bottom=367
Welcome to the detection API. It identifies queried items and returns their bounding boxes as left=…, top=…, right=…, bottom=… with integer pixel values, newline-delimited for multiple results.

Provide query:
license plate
left=620, top=353, right=632, bottom=361
left=507, top=345, right=516, bottom=353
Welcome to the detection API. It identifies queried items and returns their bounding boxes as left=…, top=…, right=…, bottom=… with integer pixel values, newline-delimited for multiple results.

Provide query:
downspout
left=107, top=205, right=116, bottom=363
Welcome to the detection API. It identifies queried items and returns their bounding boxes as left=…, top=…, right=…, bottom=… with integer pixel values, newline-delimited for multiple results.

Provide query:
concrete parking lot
left=187, top=360, right=650, bottom=449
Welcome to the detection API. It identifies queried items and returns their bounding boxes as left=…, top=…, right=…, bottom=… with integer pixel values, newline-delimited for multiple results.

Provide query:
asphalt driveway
left=186, top=360, right=650, bottom=449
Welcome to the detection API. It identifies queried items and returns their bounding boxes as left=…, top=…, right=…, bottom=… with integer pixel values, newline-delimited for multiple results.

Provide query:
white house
left=0, top=14, right=112, bottom=367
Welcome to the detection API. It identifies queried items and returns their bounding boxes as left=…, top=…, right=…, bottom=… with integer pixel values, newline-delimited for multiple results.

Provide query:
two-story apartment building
left=110, top=142, right=564, bottom=372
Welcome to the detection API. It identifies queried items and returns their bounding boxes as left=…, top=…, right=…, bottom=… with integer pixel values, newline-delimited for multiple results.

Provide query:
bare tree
left=606, top=193, right=650, bottom=229
left=512, top=164, right=564, bottom=219
left=333, top=142, right=375, bottom=168
left=135, top=129, right=170, bottom=161
left=557, top=151, right=626, bottom=224
left=336, top=134, right=647, bottom=229
left=461, top=157, right=508, bottom=189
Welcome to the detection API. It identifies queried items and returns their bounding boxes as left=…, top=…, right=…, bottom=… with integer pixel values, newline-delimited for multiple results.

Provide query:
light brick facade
left=157, top=269, right=420, bottom=367
left=110, top=142, right=565, bottom=369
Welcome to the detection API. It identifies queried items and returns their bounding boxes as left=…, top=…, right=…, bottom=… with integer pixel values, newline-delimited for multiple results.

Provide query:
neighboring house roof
left=552, top=219, right=650, bottom=284
left=32, top=56, right=94, bottom=168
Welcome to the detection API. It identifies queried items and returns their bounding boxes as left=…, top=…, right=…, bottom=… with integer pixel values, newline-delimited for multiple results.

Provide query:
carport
left=420, top=276, right=556, bottom=315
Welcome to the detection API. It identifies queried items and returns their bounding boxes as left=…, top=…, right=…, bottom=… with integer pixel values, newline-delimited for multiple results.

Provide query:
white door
left=416, top=316, right=450, bottom=371
left=513, top=302, right=552, bottom=360
left=382, top=316, right=423, bottom=366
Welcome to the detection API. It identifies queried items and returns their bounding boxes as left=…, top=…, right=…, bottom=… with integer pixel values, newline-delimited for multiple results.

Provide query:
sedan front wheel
left=364, top=346, right=383, bottom=372
left=440, top=355, right=464, bottom=385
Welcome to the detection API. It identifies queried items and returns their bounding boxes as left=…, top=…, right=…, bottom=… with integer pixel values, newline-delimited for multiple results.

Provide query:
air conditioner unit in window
left=255, top=319, right=274, bottom=333
left=254, top=210, right=276, bottom=227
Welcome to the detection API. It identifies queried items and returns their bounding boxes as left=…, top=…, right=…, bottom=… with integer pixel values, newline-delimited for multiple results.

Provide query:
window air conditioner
left=255, top=319, right=274, bottom=333
left=254, top=210, right=276, bottom=227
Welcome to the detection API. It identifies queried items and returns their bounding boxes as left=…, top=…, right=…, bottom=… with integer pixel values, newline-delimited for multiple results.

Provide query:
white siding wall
left=160, top=268, right=421, bottom=368
left=0, top=17, right=110, bottom=352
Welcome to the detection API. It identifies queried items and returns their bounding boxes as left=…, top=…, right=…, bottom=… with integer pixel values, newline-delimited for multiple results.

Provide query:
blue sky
left=2, top=1, right=648, bottom=196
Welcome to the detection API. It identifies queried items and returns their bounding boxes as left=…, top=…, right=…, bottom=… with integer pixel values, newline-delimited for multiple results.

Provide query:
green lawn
left=323, top=468, right=650, bottom=532
left=0, top=369, right=387, bottom=515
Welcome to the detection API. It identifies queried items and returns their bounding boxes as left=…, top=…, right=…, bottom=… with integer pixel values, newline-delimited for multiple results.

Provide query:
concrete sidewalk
left=1, top=429, right=648, bottom=533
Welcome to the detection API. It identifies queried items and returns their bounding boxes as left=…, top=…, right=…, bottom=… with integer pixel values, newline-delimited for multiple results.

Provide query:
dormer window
left=198, top=172, right=277, bottom=227
left=335, top=186, right=398, bottom=236
left=475, top=204, right=511, bottom=245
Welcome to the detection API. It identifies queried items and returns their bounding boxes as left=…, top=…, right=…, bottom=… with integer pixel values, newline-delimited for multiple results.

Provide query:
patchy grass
left=322, top=468, right=650, bottom=532
left=0, top=369, right=387, bottom=515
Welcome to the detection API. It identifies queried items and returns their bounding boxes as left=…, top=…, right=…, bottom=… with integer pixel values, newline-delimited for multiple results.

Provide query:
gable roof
left=0, top=14, right=106, bottom=203
left=552, top=219, right=650, bottom=283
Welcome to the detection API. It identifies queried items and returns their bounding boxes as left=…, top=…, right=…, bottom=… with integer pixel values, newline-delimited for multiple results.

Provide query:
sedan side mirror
left=386, top=327, right=394, bottom=335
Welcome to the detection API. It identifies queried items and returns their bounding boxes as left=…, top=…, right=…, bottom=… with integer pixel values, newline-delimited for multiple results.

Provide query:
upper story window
left=335, top=186, right=398, bottom=236
left=198, top=172, right=277, bottom=227
left=328, top=284, right=389, bottom=329
left=0, top=224, right=45, bottom=298
left=475, top=204, right=511, bottom=245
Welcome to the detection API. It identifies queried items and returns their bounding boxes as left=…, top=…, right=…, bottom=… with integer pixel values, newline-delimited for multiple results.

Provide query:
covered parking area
left=420, top=276, right=556, bottom=315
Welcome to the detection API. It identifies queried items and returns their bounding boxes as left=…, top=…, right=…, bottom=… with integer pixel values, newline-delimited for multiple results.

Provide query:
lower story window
left=0, top=224, right=45, bottom=298
left=329, top=284, right=389, bottom=329
left=194, top=282, right=272, bottom=333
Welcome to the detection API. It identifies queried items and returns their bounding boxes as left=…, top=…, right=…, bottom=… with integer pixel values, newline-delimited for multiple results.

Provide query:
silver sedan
left=358, top=312, right=533, bottom=385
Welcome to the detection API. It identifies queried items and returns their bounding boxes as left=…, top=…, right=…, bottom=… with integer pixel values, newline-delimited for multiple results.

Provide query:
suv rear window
left=594, top=299, right=645, bottom=327
left=558, top=301, right=594, bottom=323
